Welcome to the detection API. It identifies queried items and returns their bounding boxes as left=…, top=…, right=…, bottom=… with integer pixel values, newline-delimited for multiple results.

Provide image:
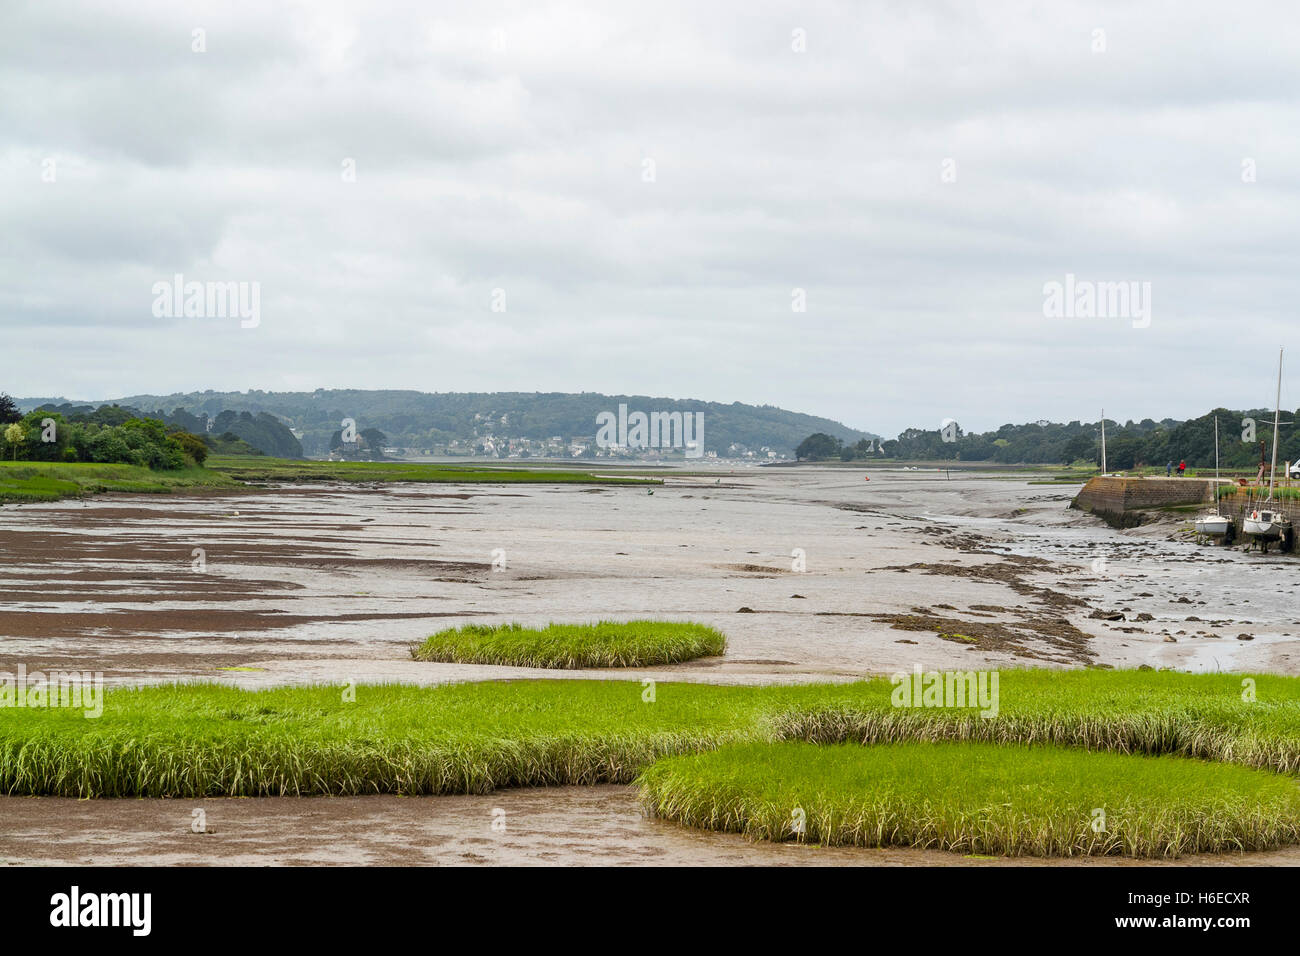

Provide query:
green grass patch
left=0, top=456, right=642, bottom=502
left=0, top=474, right=82, bottom=502
left=0, top=680, right=772, bottom=798
left=1218, top=484, right=1300, bottom=501
left=637, top=741, right=1300, bottom=857
left=207, top=456, right=656, bottom=486
left=6, top=670, right=1298, bottom=857
left=3, top=670, right=1300, bottom=805
left=0, top=462, right=236, bottom=503
left=772, top=668, right=1300, bottom=774
left=411, top=620, right=726, bottom=668
left=1027, top=471, right=1098, bottom=484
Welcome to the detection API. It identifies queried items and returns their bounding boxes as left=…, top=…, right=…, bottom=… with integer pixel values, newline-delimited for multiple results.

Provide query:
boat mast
left=1100, top=409, right=1107, bottom=474
left=1269, top=348, right=1283, bottom=500
left=1214, top=415, right=1220, bottom=484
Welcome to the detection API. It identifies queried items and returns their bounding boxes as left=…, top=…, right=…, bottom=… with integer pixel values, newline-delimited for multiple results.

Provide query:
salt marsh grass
left=2, top=670, right=1300, bottom=816
left=0, top=681, right=765, bottom=798
left=0, top=462, right=234, bottom=502
left=206, top=456, right=653, bottom=486
left=411, top=621, right=727, bottom=668
left=772, top=668, right=1300, bottom=774
left=637, top=741, right=1300, bottom=857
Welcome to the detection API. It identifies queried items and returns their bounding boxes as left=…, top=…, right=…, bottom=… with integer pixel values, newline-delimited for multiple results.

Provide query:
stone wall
left=1071, top=477, right=1215, bottom=527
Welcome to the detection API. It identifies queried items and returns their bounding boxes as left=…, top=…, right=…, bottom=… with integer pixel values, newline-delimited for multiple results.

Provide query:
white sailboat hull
left=1245, top=510, right=1288, bottom=541
left=1195, top=515, right=1231, bottom=536
left=1243, top=350, right=1291, bottom=549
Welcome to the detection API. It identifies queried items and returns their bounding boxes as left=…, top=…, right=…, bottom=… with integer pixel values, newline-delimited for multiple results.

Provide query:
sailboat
left=1243, top=348, right=1293, bottom=551
left=1194, top=416, right=1232, bottom=540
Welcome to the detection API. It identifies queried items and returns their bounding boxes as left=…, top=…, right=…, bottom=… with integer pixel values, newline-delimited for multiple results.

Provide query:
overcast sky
left=4, top=1, right=1299, bottom=436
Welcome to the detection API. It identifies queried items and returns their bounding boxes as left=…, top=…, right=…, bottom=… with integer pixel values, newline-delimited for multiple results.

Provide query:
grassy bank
left=3, top=670, right=1300, bottom=802
left=0, top=455, right=660, bottom=503
left=0, top=681, right=769, bottom=798
left=773, top=668, right=1300, bottom=773
left=637, top=741, right=1300, bottom=857
left=411, top=621, right=727, bottom=668
left=0, top=461, right=237, bottom=503
left=207, top=456, right=658, bottom=485
left=1218, top=484, right=1300, bottom=501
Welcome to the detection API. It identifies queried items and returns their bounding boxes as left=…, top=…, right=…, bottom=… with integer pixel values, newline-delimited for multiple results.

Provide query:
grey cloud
left=4, top=0, right=1300, bottom=436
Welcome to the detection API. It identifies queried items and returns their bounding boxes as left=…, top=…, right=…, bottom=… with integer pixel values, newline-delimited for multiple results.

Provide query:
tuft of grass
left=636, top=741, right=1300, bottom=857
left=411, top=620, right=727, bottom=668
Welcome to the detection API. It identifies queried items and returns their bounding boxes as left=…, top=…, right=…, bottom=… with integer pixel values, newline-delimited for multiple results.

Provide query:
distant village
left=330, top=434, right=787, bottom=462
left=323, top=410, right=790, bottom=462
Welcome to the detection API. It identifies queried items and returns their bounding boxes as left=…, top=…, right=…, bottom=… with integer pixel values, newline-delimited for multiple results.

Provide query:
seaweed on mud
left=869, top=608, right=1097, bottom=665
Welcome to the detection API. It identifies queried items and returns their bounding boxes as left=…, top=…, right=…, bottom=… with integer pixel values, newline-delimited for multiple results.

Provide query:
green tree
left=169, top=430, right=209, bottom=466
left=5, top=422, right=28, bottom=459
left=19, top=411, right=70, bottom=462
left=1063, top=434, right=1096, bottom=464
left=0, top=393, right=21, bottom=424
left=359, top=428, right=388, bottom=458
left=796, top=433, right=842, bottom=460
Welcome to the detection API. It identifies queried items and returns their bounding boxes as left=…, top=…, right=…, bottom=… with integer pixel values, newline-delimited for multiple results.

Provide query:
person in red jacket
left=1177, top=460, right=1186, bottom=476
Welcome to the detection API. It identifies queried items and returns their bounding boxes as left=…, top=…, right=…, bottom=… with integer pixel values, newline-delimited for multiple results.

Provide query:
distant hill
left=20, top=390, right=876, bottom=459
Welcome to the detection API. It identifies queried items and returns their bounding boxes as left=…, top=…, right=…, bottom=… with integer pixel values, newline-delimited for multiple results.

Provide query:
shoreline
left=4, top=786, right=1298, bottom=868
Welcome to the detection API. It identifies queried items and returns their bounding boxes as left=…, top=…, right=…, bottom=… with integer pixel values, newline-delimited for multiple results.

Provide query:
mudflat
left=3, top=465, right=1298, bottom=866
left=2, top=467, right=1295, bottom=685
left=4, top=787, right=1299, bottom=867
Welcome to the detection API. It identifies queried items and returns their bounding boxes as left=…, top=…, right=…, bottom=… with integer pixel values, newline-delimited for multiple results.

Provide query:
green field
left=0, top=456, right=658, bottom=503
left=206, top=455, right=657, bottom=485
left=0, top=461, right=237, bottom=503
left=411, top=621, right=727, bottom=668
left=637, top=741, right=1300, bottom=857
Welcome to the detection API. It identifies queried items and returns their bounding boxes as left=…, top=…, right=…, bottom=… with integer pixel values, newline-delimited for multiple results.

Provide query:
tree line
left=14, top=400, right=304, bottom=460
left=0, top=396, right=207, bottom=468
left=0, top=393, right=309, bottom=467
left=798, top=408, right=1300, bottom=469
